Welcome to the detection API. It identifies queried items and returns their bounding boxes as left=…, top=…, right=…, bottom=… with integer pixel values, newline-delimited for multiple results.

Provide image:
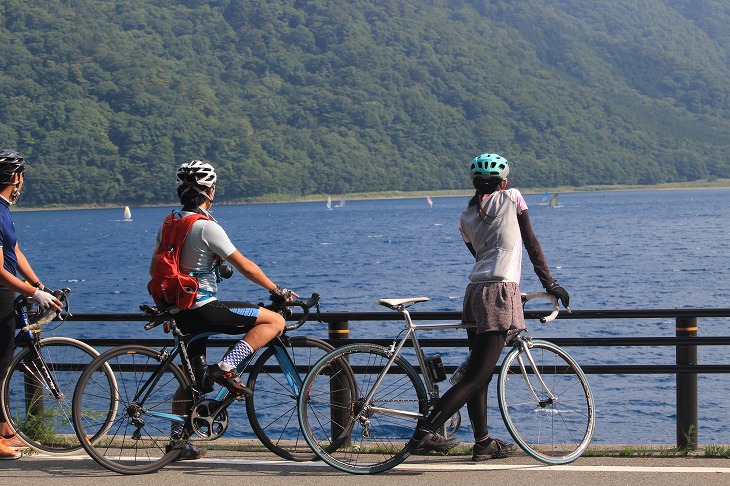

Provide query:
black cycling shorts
left=173, top=300, right=260, bottom=357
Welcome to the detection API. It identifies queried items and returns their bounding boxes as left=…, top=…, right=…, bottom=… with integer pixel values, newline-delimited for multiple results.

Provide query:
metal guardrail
left=65, top=307, right=730, bottom=450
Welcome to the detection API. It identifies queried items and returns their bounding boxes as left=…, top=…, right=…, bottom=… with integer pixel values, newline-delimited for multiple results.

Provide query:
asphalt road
left=3, top=448, right=730, bottom=486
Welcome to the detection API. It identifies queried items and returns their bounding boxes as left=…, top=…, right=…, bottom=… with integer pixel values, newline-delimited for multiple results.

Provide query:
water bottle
left=450, top=351, right=471, bottom=385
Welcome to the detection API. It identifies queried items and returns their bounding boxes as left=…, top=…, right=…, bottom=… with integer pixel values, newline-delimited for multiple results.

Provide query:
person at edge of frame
left=0, top=149, right=62, bottom=460
left=149, top=159, right=296, bottom=460
left=405, top=153, right=570, bottom=461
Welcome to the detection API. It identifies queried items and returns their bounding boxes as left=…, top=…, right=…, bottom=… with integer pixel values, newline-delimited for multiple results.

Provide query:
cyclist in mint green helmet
left=407, top=152, right=570, bottom=460
left=471, top=153, right=510, bottom=179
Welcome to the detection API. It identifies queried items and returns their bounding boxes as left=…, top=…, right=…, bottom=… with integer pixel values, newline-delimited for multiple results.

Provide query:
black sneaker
left=166, top=441, right=207, bottom=461
left=208, top=364, right=252, bottom=397
left=472, top=437, right=517, bottom=461
left=407, top=431, right=460, bottom=455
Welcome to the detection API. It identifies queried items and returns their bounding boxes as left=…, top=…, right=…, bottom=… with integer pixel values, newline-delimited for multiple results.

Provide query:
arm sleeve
left=458, top=215, right=477, bottom=258
left=517, top=210, right=555, bottom=288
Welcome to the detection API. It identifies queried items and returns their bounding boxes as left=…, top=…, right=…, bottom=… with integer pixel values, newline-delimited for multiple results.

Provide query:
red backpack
left=147, top=211, right=210, bottom=310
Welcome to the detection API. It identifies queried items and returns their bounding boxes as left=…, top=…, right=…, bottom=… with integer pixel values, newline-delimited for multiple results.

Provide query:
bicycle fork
left=515, top=340, right=558, bottom=407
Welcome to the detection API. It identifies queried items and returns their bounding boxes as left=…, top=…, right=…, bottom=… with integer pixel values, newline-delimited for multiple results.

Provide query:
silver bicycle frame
left=361, top=304, right=465, bottom=421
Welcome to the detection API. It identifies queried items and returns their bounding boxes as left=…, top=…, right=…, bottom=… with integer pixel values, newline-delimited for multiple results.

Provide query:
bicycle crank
left=190, top=399, right=229, bottom=439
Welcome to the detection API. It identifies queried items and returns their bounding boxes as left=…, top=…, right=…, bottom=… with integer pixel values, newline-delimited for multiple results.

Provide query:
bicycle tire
left=73, top=345, right=190, bottom=475
left=1, top=336, right=115, bottom=454
left=298, top=344, right=428, bottom=474
left=246, top=336, right=334, bottom=461
left=497, top=339, right=595, bottom=464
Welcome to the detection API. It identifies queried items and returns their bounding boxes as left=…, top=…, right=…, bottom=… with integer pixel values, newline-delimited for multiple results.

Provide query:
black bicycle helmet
left=0, top=149, right=26, bottom=184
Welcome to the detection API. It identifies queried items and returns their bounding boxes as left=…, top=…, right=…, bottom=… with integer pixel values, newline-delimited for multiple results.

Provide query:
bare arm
left=224, top=250, right=278, bottom=292
left=1, top=244, right=41, bottom=296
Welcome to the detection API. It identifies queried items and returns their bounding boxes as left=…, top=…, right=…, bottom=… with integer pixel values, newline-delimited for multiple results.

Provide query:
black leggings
left=421, top=329, right=507, bottom=439
left=0, top=290, right=16, bottom=425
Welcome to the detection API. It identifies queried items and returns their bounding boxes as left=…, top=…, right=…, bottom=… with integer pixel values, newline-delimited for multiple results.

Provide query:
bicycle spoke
left=498, top=340, right=595, bottom=464
left=246, top=337, right=334, bottom=461
left=73, top=346, right=187, bottom=474
left=298, top=344, right=427, bottom=474
left=2, top=337, right=105, bottom=453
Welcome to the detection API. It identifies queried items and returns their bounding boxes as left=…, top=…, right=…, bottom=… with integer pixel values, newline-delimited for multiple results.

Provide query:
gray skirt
left=462, top=282, right=525, bottom=334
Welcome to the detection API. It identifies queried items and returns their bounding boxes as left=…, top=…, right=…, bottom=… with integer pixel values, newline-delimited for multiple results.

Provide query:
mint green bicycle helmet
left=470, top=153, right=509, bottom=180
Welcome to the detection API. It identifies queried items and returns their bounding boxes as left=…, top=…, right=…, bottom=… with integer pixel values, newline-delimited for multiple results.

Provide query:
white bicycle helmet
left=176, top=160, right=217, bottom=194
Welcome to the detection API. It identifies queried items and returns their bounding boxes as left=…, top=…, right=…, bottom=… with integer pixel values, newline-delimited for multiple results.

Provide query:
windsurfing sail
left=335, top=197, right=346, bottom=208
left=327, top=197, right=332, bottom=210
left=549, top=194, right=559, bottom=208
left=539, top=191, right=549, bottom=205
left=123, top=206, right=132, bottom=221
left=426, top=196, right=433, bottom=208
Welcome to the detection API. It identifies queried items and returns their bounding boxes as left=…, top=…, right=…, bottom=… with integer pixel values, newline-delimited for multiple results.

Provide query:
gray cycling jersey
left=152, top=210, right=236, bottom=307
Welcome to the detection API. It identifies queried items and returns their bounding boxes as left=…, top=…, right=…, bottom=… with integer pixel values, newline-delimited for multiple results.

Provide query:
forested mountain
left=1, top=0, right=729, bottom=206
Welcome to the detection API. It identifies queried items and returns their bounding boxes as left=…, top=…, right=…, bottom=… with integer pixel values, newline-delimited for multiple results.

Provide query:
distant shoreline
left=13, top=179, right=730, bottom=212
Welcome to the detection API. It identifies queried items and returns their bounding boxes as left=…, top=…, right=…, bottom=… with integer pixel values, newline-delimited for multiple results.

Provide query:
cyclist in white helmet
left=0, top=149, right=62, bottom=460
left=150, top=160, right=294, bottom=460
left=407, top=153, right=569, bottom=460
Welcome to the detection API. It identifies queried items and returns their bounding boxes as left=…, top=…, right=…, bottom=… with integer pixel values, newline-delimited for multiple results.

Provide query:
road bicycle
left=297, top=292, right=595, bottom=474
left=1, top=288, right=116, bottom=454
left=72, top=292, right=335, bottom=475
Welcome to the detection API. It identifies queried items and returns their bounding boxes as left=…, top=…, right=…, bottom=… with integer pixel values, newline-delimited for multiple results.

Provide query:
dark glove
left=269, top=286, right=292, bottom=304
left=546, top=281, right=570, bottom=309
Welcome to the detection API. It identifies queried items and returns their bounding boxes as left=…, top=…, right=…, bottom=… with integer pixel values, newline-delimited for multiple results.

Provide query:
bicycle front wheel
left=298, top=344, right=428, bottom=474
left=1, top=336, right=114, bottom=454
left=498, top=339, right=595, bottom=464
left=246, top=336, right=334, bottom=461
left=73, top=345, right=190, bottom=475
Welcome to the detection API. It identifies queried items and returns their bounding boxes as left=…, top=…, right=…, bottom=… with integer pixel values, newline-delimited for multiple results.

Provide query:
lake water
left=13, top=188, right=730, bottom=446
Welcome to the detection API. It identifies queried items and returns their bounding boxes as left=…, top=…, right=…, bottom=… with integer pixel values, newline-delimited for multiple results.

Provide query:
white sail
left=123, top=206, right=132, bottom=221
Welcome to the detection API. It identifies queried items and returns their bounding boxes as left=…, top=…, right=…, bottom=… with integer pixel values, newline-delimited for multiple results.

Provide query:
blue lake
left=13, top=188, right=730, bottom=445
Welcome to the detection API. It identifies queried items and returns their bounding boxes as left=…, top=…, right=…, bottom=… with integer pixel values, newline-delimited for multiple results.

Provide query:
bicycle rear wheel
left=73, top=345, right=190, bottom=475
left=246, top=336, right=334, bottom=461
left=298, top=344, right=428, bottom=474
left=1, top=336, right=115, bottom=454
left=498, top=339, right=595, bottom=464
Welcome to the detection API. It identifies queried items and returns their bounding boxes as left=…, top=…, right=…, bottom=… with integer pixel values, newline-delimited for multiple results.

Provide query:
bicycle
left=1, top=288, right=117, bottom=454
left=297, top=292, right=595, bottom=474
left=72, top=292, right=336, bottom=475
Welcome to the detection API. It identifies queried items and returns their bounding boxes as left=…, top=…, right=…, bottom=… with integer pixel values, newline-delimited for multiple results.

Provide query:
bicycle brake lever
left=314, top=302, right=322, bottom=322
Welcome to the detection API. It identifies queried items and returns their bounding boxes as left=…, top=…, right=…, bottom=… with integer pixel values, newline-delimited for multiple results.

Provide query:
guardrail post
left=676, top=316, right=698, bottom=450
left=328, top=319, right=350, bottom=446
